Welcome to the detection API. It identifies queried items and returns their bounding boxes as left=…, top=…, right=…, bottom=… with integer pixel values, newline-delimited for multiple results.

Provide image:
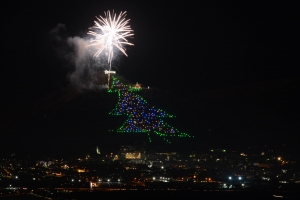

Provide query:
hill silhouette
left=1, top=77, right=299, bottom=158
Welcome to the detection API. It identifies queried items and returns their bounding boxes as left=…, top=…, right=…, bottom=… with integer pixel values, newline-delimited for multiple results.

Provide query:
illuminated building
left=115, top=145, right=145, bottom=160
left=125, top=152, right=141, bottom=159
left=134, top=82, right=141, bottom=89
left=117, top=151, right=145, bottom=160
left=37, top=160, right=54, bottom=167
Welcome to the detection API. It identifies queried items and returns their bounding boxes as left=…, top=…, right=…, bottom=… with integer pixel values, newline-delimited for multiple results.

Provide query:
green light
left=108, top=77, right=193, bottom=143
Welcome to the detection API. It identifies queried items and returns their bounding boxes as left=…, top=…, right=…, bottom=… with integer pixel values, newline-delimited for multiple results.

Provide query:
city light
left=277, top=157, right=281, bottom=161
left=0, top=144, right=297, bottom=192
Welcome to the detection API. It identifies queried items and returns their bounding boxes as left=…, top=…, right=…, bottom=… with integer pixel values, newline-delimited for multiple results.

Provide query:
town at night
left=0, top=1, right=297, bottom=199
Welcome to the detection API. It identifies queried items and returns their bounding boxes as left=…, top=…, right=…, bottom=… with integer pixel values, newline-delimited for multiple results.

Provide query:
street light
left=277, top=157, right=281, bottom=161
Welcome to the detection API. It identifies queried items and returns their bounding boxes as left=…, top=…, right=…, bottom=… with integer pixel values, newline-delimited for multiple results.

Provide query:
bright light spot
left=238, top=177, right=242, bottom=180
left=153, top=177, right=155, bottom=180
left=277, top=157, right=281, bottom=161
left=104, top=70, right=116, bottom=74
left=229, top=176, right=232, bottom=180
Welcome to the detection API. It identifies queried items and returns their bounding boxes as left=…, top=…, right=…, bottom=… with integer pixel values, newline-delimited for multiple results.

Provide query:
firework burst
left=87, top=10, right=134, bottom=69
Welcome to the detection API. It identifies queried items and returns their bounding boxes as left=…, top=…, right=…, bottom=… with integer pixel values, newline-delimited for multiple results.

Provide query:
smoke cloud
left=49, top=23, right=117, bottom=91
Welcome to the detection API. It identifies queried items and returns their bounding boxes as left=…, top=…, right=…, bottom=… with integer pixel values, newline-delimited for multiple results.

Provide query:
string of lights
left=108, top=76, right=194, bottom=143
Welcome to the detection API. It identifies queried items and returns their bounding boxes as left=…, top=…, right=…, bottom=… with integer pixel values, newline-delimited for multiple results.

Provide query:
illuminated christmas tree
left=108, top=76, right=193, bottom=143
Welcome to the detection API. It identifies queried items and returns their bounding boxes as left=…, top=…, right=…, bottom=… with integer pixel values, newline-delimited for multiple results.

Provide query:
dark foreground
left=1, top=191, right=300, bottom=200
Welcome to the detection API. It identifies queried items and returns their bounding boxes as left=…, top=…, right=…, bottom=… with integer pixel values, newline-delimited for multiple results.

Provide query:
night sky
left=0, top=1, right=298, bottom=157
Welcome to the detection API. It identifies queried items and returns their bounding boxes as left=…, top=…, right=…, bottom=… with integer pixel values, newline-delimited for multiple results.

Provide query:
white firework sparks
left=87, top=10, right=134, bottom=69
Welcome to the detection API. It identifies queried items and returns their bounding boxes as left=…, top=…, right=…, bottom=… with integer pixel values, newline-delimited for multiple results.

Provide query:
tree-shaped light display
left=108, top=77, right=193, bottom=143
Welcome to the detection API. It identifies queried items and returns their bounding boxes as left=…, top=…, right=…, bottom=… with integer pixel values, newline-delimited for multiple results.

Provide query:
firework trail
left=87, top=10, right=134, bottom=87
